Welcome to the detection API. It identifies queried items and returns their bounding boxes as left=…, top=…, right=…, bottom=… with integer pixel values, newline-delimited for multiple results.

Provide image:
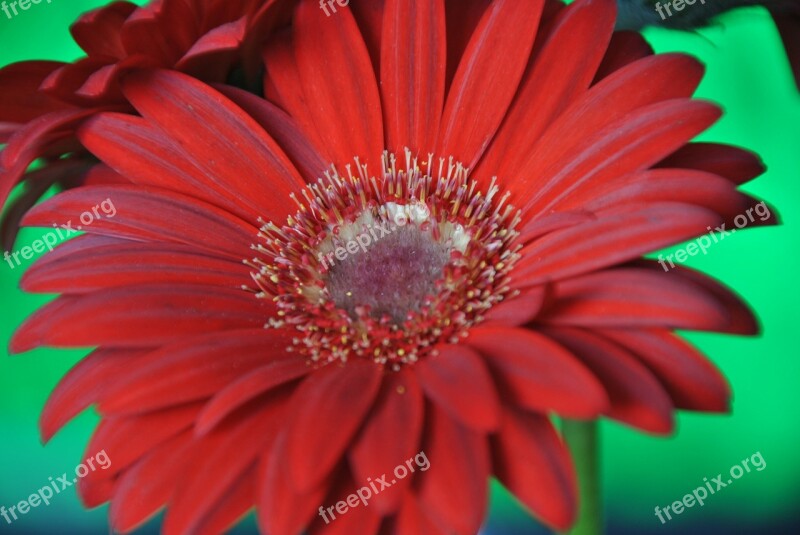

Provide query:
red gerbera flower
left=11, top=0, right=775, bottom=533
left=0, top=0, right=298, bottom=249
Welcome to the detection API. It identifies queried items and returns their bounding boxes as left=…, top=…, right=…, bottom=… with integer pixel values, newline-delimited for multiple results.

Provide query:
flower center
left=250, top=150, right=521, bottom=368
left=324, top=219, right=452, bottom=324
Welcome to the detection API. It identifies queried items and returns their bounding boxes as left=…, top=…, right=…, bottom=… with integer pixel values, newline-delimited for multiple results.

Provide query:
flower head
left=11, top=0, right=775, bottom=533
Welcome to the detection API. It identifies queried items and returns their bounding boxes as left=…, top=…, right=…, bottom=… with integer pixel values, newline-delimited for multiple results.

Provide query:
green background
left=1, top=2, right=798, bottom=533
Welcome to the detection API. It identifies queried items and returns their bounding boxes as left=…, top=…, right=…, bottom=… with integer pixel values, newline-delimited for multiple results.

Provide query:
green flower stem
left=562, top=420, right=603, bottom=535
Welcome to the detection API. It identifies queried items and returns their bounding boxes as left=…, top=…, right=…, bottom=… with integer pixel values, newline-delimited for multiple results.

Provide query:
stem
left=561, top=420, right=603, bottom=535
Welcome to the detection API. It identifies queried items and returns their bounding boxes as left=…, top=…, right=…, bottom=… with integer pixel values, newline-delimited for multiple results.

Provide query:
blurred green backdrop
left=1, top=2, right=798, bottom=534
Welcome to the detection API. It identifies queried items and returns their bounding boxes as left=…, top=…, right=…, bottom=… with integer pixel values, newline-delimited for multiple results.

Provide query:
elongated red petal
left=417, top=344, right=500, bottom=431
left=109, top=432, right=194, bottom=532
left=286, top=361, right=384, bottom=491
left=21, top=185, right=258, bottom=260
left=78, top=112, right=263, bottom=223
left=542, top=327, right=674, bottom=433
left=418, top=406, right=490, bottom=535
left=514, top=203, right=721, bottom=286
left=491, top=409, right=576, bottom=531
left=394, top=493, right=445, bottom=535
left=98, top=329, right=293, bottom=414
left=349, top=369, right=424, bottom=514
left=122, top=69, right=305, bottom=221
left=438, top=0, right=543, bottom=168
left=538, top=267, right=731, bottom=331
left=477, top=0, right=616, bottom=183
left=557, top=169, right=756, bottom=222
left=10, top=285, right=271, bottom=354
left=163, top=402, right=288, bottom=535
left=0, top=61, right=67, bottom=123
left=598, top=328, right=731, bottom=412
left=22, top=242, right=251, bottom=294
left=467, top=326, right=608, bottom=418
left=70, top=1, right=136, bottom=58
left=293, top=0, right=384, bottom=168
left=80, top=404, right=202, bottom=500
left=40, top=347, right=151, bottom=443
left=215, top=85, right=328, bottom=181
left=380, top=0, right=446, bottom=153
left=195, top=359, right=310, bottom=435
left=593, top=30, right=653, bottom=82
left=193, top=470, right=255, bottom=535
left=307, top=474, right=384, bottom=535
left=259, top=432, right=332, bottom=535
left=482, top=286, right=549, bottom=327
left=657, top=142, right=765, bottom=186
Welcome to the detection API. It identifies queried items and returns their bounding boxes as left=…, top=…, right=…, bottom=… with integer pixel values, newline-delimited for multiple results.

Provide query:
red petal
left=175, top=19, right=246, bottom=81
left=163, top=401, right=288, bottom=535
left=593, top=30, right=653, bottom=82
left=122, top=69, right=304, bottom=221
left=542, top=327, right=674, bottom=434
left=21, top=185, right=258, bottom=260
left=538, top=267, right=731, bottom=331
left=437, top=0, right=543, bottom=168
left=215, top=85, right=328, bottom=181
left=349, top=369, right=424, bottom=514
left=119, top=2, right=183, bottom=64
left=394, top=493, right=445, bottom=534
left=39, top=347, right=151, bottom=443
left=514, top=203, right=721, bottom=286
left=380, top=0, right=446, bottom=153
left=491, top=409, right=576, bottom=531
left=22, top=241, right=251, bottom=294
left=646, top=261, right=758, bottom=335
left=286, top=361, right=384, bottom=491
left=109, top=431, right=194, bottom=531
left=307, top=473, right=384, bottom=535
left=98, top=329, right=294, bottom=414
left=443, top=0, right=491, bottom=90
left=467, top=326, right=608, bottom=418
left=0, top=108, right=100, bottom=209
left=262, top=32, right=329, bottom=154
left=293, top=0, right=384, bottom=168
left=598, top=329, right=731, bottom=412
left=557, top=168, right=757, bottom=222
left=417, top=344, right=500, bottom=431
left=78, top=112, right=264, bottom=223
left=70, top=1, right=136, bottom=58
left=418, top=406, right=490, bottom=535
left=656, top=142, right=766, bottom=186
left=10, top=286, right=271, bottom=354
left=80, top=404, right=202, bottom=497
left=259, top=431, right=333, bottom=535
left=0, top=61, right=67, bottom=123
left=514, top=96, right=715, bottom=215
left=193, top=470, right=255, bottom=535
left=476, top=0, right=616, bottom=184
left=350, top=0, right=385, bottom=74
left=482, top=286, right=549, bottom=327
left=1, top=159, right=90, bottom=250
left=195, top=359, right=310, bottom=435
